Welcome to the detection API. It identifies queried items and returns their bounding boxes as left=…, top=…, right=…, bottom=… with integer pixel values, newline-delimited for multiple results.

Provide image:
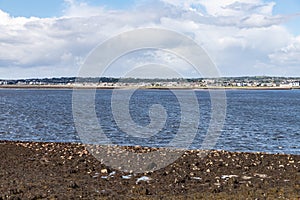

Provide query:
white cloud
left=0, top=9, right=39, bottom=26
left=269, top=36, right=300, bottom=66
left=0, top=0, right=299, bottom=78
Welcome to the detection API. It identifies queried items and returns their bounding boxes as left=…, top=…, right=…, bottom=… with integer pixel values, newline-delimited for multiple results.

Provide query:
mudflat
left=0, top=141, right=299, bottom=199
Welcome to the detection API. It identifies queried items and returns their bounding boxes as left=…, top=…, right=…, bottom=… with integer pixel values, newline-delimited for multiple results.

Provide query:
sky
left=0, top=0, right=300, bottom=78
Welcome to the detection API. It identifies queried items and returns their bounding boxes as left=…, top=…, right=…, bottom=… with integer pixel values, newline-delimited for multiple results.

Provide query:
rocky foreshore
left=0, top=141, right=299, bottom=199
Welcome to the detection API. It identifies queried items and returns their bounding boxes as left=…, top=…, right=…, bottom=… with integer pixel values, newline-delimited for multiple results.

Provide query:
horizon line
left=1, top=75, right=300, bottom=80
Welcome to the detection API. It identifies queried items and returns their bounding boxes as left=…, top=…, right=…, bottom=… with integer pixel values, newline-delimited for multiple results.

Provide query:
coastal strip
left=0, top=141, right=299, bottom=199
left=0, top=84, right=298, bottom=90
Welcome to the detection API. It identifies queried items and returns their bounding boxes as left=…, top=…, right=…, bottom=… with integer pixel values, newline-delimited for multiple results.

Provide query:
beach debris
left=136, top=176, right=152, bottom=184
left=94, top=171, right=115, bottom=179
left=122, top=175, right=132, bottom=180
left=221, top=175, right=239, bottom=179
left=108, top=171, right=116, bottom=177
left=191, top=177, right=202, bottom=180
left=101, top=169, right=108, bottom=174
left=92, top=172, right=100, bottom=178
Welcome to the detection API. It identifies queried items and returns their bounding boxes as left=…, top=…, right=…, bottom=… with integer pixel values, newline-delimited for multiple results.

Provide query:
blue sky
left=269, top=0, right=300, bottom=34
left=0, top=0, right=136, bottom=17
left=1, top=0, right=299, bottom=17
left=0, top=0, right=300, bottom=78
left=0, top=0, right=298, bottom=14
left=0, top=0, right=63, bottom=17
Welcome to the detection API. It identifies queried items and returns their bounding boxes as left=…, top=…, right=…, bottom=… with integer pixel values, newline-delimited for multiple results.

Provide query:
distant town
left=1, top=76, right=300, bottom=89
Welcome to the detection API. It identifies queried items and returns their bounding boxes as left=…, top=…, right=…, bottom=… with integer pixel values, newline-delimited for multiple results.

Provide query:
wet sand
left=0, top=141, right=299, bottom=199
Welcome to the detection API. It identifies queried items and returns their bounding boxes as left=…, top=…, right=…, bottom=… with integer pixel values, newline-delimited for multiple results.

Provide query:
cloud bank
left=0, top=0, right=299, bottom=78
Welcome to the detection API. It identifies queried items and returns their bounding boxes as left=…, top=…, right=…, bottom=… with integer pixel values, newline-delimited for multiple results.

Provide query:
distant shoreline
left=0, top=85, right=299, bottom=90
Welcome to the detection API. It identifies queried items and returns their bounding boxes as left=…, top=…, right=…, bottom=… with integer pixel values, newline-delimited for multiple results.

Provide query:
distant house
left=266, top=83, right=276, bottom=87
left=280, top=83, right=292, bottom=88
left=280, top=82, right=299, bottom=88
left=280, top=82, right=295, bottom=87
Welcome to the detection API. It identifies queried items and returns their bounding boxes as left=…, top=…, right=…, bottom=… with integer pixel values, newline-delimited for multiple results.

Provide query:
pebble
left=242, top=176, right=252, bottom=180
left=253, top=173, right=268, bottom=178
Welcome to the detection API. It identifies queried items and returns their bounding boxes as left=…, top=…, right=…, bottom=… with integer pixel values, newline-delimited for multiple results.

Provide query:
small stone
left=242, top=176, right=252, bottom=180
left=254, top=173, right=268, bottom=178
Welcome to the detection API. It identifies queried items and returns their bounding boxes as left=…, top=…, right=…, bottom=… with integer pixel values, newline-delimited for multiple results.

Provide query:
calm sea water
left=0, top=89, right=299, bottom=155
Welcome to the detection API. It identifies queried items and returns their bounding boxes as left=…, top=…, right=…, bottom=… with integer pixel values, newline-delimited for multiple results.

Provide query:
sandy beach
left=0, top=141, right=299, bottom=199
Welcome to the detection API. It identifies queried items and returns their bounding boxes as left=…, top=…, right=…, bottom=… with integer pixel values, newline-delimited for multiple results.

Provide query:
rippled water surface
left=0, top=89, right=299, bottom=154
